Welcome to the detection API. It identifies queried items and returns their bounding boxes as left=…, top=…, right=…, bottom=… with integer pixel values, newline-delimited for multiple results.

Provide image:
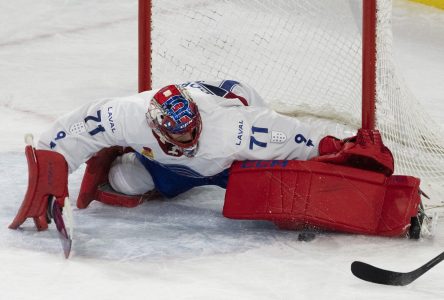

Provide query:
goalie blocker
left=9, top=145, right=69, bottom=231
left=223, top=130, right=422, bottom=238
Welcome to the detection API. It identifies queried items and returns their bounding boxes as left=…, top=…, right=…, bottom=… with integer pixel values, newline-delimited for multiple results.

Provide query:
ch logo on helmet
left=163, top=96, right=194, bottom=131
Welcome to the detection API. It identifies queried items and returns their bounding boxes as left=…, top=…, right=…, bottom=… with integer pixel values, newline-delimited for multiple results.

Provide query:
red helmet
left=146, top=85, right=202, bottom=157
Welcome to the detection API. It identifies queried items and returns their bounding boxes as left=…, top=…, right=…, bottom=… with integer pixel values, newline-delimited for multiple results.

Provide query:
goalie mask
left=147, top=85, right=202, bottom=157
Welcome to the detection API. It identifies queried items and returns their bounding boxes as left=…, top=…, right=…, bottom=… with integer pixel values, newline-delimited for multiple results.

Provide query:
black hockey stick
left=351, top=251, right=444, bottom=286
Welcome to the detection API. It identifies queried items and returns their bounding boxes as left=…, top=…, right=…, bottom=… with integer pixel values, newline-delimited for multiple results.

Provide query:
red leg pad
left=76, top=146, right=126, bottom=209
left=223, top=160, right=420, bottom=237
left=95, top=184, right=160, bottom=208
left=9, top=146, right=69, bottom=231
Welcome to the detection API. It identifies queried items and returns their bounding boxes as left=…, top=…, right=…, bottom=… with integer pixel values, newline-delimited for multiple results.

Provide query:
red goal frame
left=138, top=0, right=377, bottom=130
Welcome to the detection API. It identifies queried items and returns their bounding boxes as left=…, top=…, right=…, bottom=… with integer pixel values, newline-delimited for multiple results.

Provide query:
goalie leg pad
left=77, top=148, right=158, bottom=208
left=76, top=146, right=126, bottom=209
left=9, top=146, right=69, bottom=231
left=95, top=183, right=160, bottom=208
left=223, top=160, right=421, bottom=237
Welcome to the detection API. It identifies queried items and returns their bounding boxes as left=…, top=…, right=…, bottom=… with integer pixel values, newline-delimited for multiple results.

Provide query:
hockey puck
left=298, top=231, right=316, bottom=242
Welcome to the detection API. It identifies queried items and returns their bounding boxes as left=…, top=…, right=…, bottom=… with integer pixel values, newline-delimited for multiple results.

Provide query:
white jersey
left=37, top=80, right=346, bottom=176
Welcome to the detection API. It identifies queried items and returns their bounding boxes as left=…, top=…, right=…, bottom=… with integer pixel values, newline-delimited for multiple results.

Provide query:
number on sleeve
left=84, top=110, right=105, bottom=136
left=249, top=126, right=269, bottom=150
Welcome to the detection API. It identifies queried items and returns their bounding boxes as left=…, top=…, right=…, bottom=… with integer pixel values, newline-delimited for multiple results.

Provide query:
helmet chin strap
left=182, top=143, right=199, bottom=157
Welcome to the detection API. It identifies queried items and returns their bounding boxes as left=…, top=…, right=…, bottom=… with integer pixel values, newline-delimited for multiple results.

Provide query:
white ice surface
left=1, top=1, right=444, bottom=299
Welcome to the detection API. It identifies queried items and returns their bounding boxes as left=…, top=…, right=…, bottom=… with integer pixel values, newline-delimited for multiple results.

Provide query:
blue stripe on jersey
left=219, top=80, right=239, bottom=92
left=194, top=82, right=214, bottom=95
left=200, top=83, right=228, bottom=97
left=199, top=80, right=239, bottom=97
left=135, top=153, right=229, bottom=198
left=163, top=164, right=206, bottom=178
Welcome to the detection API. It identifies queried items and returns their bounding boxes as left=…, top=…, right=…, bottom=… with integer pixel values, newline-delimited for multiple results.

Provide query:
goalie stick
left=351, top=251, right=444, bottom=286
left=49, top=196, right=73, bottom=258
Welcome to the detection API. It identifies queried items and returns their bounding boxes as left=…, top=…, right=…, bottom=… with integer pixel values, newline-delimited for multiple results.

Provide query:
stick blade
left=351, top=261, right=414, bottom=286
left=51, top=199, right=73, bottom=259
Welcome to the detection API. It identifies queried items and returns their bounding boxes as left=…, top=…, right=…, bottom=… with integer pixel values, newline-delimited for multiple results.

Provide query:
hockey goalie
left=9, top=80, right=424, bottom=243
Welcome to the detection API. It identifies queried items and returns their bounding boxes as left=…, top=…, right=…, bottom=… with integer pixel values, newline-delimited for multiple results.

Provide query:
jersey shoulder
left=179, top=80, right=268, bottom=108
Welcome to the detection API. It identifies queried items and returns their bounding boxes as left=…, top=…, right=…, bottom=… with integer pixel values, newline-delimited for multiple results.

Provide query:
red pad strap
left=95, top=184, right=160, bottom=208
left=223, top=160, right=420, bottom=237
left=9, top=146, right=69, bottom=231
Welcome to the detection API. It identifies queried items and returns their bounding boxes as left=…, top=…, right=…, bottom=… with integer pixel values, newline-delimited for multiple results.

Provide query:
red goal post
left=138, top=0, right=151, bottom=93
left=362, top=0, right=377, bottom=130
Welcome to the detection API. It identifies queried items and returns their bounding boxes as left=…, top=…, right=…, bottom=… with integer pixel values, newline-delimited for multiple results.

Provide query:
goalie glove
left=311, top=129, right=394, bottom=176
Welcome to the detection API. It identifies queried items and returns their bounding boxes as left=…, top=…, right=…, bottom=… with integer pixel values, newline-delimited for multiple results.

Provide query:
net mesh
left=149, top=0, right=444, bottom=198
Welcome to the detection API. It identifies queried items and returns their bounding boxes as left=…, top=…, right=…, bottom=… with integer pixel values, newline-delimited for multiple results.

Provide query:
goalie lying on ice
left=9, top=80, right=423, bottom=238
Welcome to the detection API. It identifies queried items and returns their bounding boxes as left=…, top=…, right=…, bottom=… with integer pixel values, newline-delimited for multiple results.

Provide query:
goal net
left=140, top=0, right=444, bottom=199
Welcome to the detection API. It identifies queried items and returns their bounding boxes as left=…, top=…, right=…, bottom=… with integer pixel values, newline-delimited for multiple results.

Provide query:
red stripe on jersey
left=225, top=91, right=249, bottom=106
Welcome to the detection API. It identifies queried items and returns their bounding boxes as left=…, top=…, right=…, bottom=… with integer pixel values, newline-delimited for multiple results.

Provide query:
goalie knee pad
left=108, top=152, right=155, bottom=195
